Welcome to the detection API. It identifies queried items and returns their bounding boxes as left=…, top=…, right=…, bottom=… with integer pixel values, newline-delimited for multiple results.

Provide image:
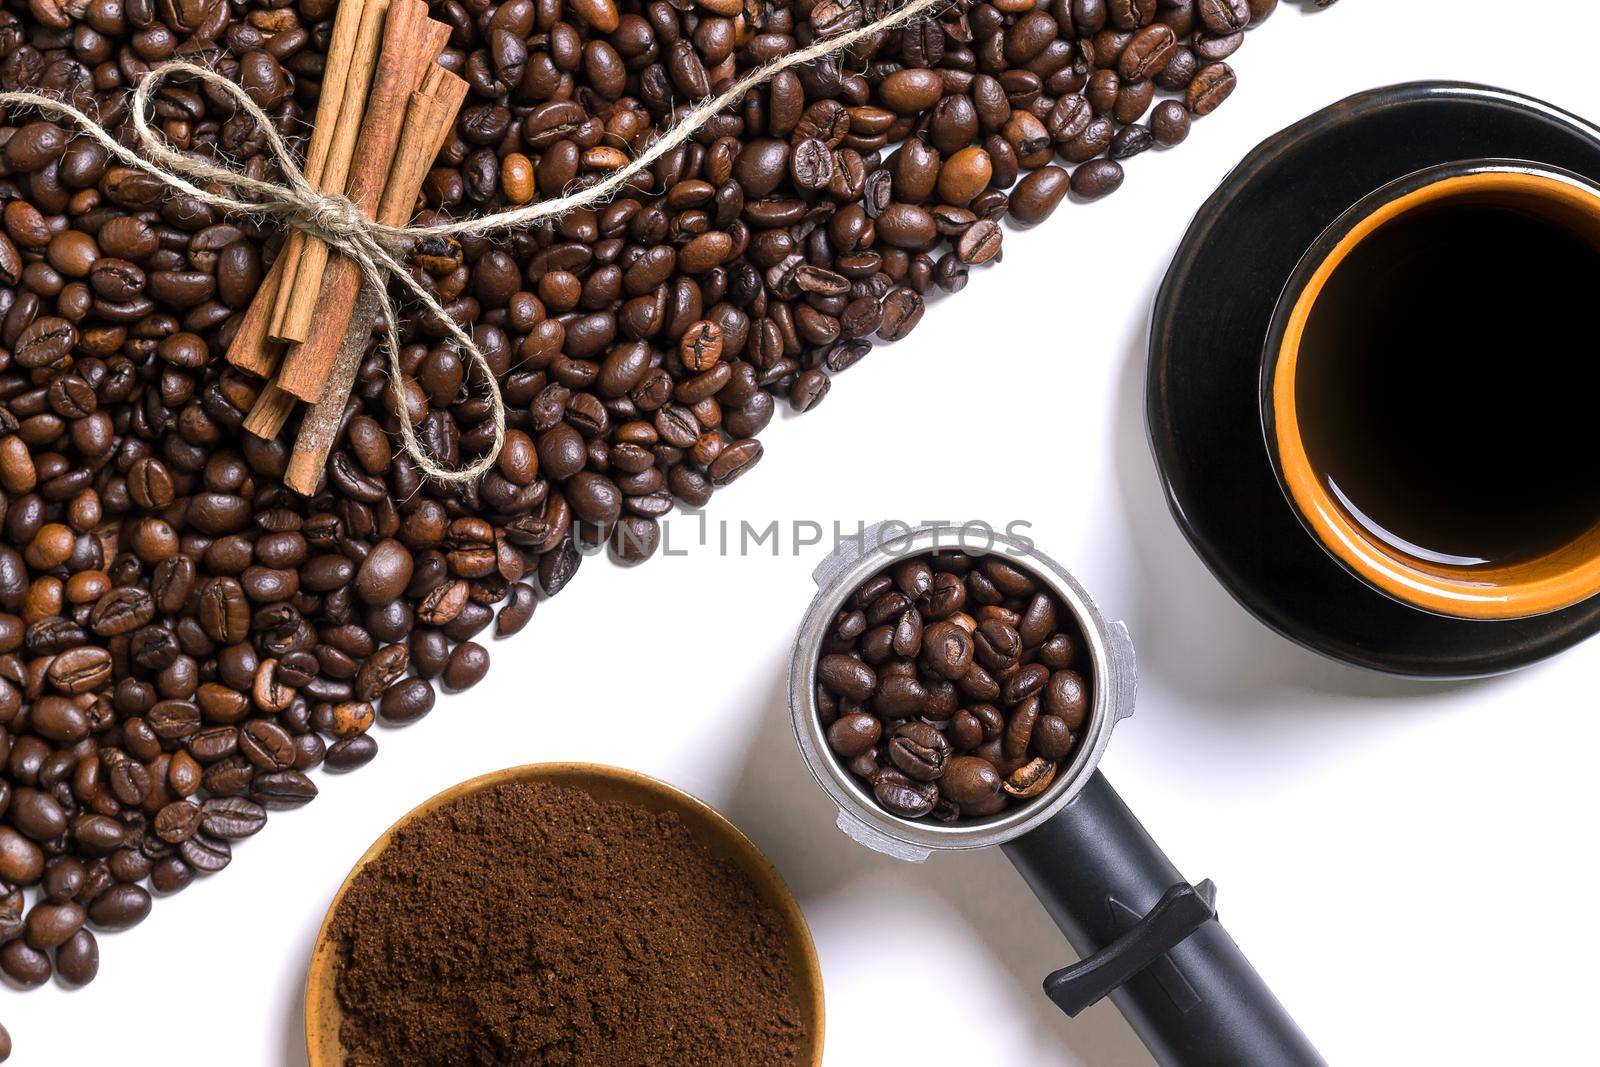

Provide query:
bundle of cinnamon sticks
left=226, top=0, right=465, bottom=495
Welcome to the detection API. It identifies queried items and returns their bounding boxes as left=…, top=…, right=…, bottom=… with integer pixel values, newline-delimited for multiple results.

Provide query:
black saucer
left=1146, top=81, right=1600, bottom=679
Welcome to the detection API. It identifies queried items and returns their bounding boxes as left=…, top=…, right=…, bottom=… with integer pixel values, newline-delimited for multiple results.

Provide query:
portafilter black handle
left=1002, top=771, right=1327, bottom=1067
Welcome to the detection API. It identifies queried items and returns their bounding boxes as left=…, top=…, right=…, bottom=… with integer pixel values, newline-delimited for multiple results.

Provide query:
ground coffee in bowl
left=310, top=764, right=819, bottom=1066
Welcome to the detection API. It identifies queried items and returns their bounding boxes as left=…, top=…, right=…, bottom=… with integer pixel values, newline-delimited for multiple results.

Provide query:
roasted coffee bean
left=239, top=719, right=296, bottom=771
left=887, top=722, right=951, bottom=782
left=816, top=550, right=1088, bottom=821
left=41, top=859, right=83, bottom=903
left=10, top=789, right=66, bottom=843
left=818, top=654, right=876, bottom=701
left=876, top=674, right=929, bottom=716
left=199, top=796, right=268, bottom=840
left=153, top=800, right=203, bottom=844
left=1034, top=714, right=1075, bottom=760
left=55, top=927, right=98, bottom=986
left=1188, top=61, right=1238, bottom=115
left=251, top=771, right=318, bottom=810
left=379, top=678, right=437, bottom=725
left=922, top=621, right=975, bottom=679
left=442, top=642, right=490, bottom=691
left=355, top=540, right=414, bottom=604
left=326, top=735, right=379, bottom=771
left=870, top=768, right=938, bottom=818
left=23, top=900, right=83, bottom=950
left=151, top=856, right=193, bottom=896
left=826, top=712, right=881, bottom=758
left=940, top=755, right=1003, bottom=809
left=1003, top=757, right=1058, bottom=798
left=177, top=831, right=230, bottom=874
left=1072, top=158, right=1125, bottom=199
left=1197, top=0, right=1250, bottom=33
left=1150, top=99, right=1193, bottom=145
left=1009, top=166, right=1072, bottom=226
left=1045, top=669, right=1091, bottom=728
left=1111, top=124, right=1155, bottom=159
left=1, top=940, right=50, bottom=987
left=85, top=884, right=150, bottom=930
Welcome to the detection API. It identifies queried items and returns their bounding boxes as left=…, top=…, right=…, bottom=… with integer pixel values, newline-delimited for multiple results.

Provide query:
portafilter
left=789, top=523, right=1326, bottom=1067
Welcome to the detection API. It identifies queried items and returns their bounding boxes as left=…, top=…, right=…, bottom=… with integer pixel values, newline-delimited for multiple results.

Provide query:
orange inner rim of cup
left=1273, top=171, right=1600, bottom=620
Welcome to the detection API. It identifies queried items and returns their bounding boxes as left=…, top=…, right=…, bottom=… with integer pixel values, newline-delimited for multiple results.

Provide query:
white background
left=12, top=2, right=1600, bottom=1064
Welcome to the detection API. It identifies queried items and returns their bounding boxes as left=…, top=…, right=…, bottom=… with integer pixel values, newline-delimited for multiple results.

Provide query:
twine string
left=0, top=0, right=946, bottom=485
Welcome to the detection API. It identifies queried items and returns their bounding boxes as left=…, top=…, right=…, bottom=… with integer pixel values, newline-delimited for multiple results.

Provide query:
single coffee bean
left=1197, top=0, right=1249, bottom=33
left=151, top=856, right=193, bottom=895
left=443, top=642, right=490, bottom=691
left=354, top=540, right=414, bottom=605
left=1071, top=158, right=1125, bottom=200
left=1188, top=61, right=1238, bottom=115
left=1110, top=124, right=1154, bottom=159
left=199, top=796, right=268, bottom=840
left=1003, top=757, right=1058, bottom=798
left=940, top=755, right=1003, bottom=807
left=23, top=900, right=84, bottom=950
left=826, top=712, right=881, bottom=759
left=1045, top=669, right=1091, bottom=728
left=153, top=801, right=204, bottom=844
left=178, top=832, right=231, bottom=874
left=377, top=678, right=436, bottom=726
left=85, top=884, right=150, bottom=930
left=326, top=735, right=379, bottom=772
left=1150, top=99, right=1192, bottom=145
left=922, top=621, right=975, bottom=680
left=1034, top=714, right=1075, bottom=760
left=818, top=654, right=877, bottom=701
left=1, top=939, right=50, bottom=987
left=888, top=722, right=952, bottom=782
left=870, top=768, right=938, bottom=818
left=251, top=771, right=318, bottom=810
left=41, top=859, right=84, bottom=903
left=0, top=829, right=43, bottom=886
left=1157, top=45, right=1200, bottom=89
left=55, top=927, right=98, bottom=986
left=1008, top=166, right=1072, bottom=226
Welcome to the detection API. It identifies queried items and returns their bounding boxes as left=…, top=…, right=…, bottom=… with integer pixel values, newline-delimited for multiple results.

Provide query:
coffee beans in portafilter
left=816, top=550, right=1089, bottom=820
left=0, top=0, right=1281, bottom=1011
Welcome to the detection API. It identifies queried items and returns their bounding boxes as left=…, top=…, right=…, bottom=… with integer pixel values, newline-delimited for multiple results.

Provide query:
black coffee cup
left=1262, top=159, right=1600, bottom=620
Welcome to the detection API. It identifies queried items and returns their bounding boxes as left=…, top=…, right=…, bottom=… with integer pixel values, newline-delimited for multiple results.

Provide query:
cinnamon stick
left=243, top=42, right=454, bottom=444
left=272, top=2, right=446, bottom=404
left=248, top=68, right=459, bottom=444
left=240, top=380, right=297, bottom=439
left=281, top=68, right=468, bottom=494
left=267, top=0, right=390, bottom=343
left=223, top=0, right=375, bottom=374
left=222, top=251, right=290, bottom=375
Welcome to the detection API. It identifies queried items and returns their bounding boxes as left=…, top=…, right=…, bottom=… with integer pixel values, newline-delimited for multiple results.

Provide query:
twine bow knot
left=300, top=194, right=385, bottom=247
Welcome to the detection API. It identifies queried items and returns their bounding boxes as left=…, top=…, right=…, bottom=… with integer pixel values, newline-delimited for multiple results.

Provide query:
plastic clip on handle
left=1002, top=771, right=1328, bottom=1067
left=1043, top=879, right=1218, bottom=1018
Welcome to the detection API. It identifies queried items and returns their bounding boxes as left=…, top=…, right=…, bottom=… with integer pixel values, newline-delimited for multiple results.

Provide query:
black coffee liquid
left=1294, top=199, right=1600, bottom=568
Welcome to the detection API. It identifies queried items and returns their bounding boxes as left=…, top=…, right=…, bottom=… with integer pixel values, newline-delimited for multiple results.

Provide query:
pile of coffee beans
left=816, top=549, right=1089, bottom=820
left=0, top=0, right=1284, bottom=1003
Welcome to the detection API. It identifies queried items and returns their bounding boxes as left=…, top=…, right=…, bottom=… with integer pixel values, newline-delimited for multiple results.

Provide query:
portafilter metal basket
left=789, top=523, right=1326, bottom=1067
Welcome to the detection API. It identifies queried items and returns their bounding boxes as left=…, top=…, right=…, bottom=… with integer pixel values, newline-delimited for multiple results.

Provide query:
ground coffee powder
left=329, top=779, right=808, bottom=1066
